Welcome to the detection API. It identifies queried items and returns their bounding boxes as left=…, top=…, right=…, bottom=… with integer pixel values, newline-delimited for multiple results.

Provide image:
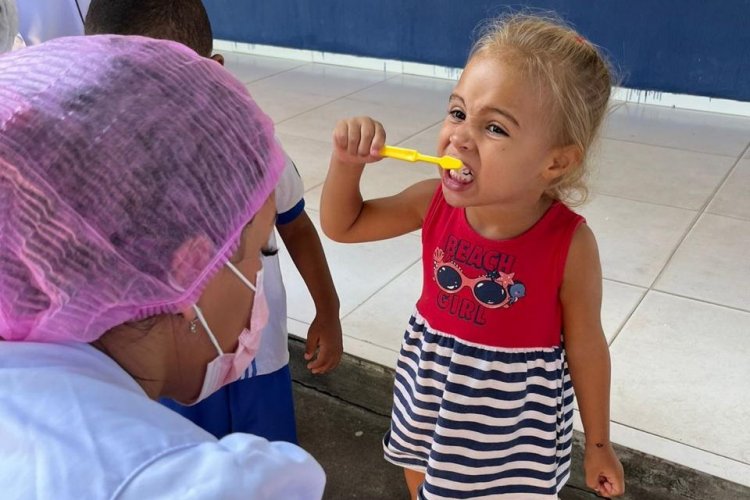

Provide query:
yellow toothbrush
left=380, top=145, right=462, bottom=170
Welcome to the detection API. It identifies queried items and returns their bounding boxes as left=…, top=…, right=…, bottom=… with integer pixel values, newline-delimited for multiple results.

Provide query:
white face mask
left=185, top=262, right=268, bottom=406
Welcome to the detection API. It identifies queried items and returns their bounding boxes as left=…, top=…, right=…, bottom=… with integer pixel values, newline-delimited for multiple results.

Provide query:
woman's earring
left=189, top=318, right=199, bottom=334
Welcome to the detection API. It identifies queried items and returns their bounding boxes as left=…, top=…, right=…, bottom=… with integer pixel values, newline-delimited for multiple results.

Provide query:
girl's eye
left=261, top=246, right=278, bottom=257
left=449, top=109, right=466, bottom=121
left=488, top=124, right=508, bottom=136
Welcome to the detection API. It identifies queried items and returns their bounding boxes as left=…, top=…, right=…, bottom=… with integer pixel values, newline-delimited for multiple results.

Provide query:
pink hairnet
left=0, top=35, right=284, bottom=343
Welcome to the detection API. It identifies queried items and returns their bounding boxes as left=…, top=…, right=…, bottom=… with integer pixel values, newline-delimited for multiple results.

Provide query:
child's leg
left=404, top=468, right=425, bottom=500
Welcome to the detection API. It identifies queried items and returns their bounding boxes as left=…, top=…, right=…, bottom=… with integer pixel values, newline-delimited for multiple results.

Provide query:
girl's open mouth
left=448, top=164, right=474, bottom=184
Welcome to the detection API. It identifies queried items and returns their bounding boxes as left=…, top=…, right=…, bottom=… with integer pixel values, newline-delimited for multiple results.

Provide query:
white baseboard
left=215, top=39, right=750, bottom=117
left=214, top=39, right=463, bottom=80
left=610, top=87, right=750, bottom=117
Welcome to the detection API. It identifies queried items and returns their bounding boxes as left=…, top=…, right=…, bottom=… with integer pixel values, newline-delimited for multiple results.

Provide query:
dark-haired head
left=85, top=0, right=214, bottom=59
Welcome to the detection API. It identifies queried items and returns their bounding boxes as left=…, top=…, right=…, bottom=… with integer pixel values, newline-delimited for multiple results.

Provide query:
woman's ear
left=179, top=307, right=197, bottom=322
left=544, top=144, right=582, bottom=182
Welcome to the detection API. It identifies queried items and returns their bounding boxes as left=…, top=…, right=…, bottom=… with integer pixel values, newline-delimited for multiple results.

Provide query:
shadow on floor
left=294, top=382, right=600, bottom=500
left=289, top=337, right=750, bottom=500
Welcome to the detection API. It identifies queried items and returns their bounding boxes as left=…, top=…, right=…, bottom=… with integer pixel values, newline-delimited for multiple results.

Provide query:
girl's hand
left=584, top=442, right=625, bottom=497
left=331, top=116, right=386, bottom=166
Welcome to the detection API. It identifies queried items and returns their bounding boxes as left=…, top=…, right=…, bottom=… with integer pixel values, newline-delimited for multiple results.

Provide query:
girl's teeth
left=449, top=166, right=473, bottom=183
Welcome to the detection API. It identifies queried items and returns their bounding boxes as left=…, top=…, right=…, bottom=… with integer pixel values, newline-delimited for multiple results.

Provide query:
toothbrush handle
left=414, top=152, right=442, bottom=164
left=380, top=145, right=419, bottom=162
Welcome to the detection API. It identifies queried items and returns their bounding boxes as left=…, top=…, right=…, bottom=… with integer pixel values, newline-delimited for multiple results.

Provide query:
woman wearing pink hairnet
left=0, top=35, right=325, bottom=499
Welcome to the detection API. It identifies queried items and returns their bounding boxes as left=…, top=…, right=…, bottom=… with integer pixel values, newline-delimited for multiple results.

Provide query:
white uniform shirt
left=0, top=341, right=325, bottom=499
left=243, top=151, right=305, bottom=378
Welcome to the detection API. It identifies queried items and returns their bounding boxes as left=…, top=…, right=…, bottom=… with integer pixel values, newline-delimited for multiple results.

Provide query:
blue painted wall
left=205, top=0, right=750, bottom=102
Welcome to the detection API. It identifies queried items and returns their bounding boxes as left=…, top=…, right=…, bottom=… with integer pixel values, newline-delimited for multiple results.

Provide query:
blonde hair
left=471, top=13, right=613, bottom=205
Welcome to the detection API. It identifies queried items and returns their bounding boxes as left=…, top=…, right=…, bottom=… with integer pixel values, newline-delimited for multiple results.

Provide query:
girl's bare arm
left=320, top=116, right=437, bottom=243
left=561, top=223, right=624, bottom=496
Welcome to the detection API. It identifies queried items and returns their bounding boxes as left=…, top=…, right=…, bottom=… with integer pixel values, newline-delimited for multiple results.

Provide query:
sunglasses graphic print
left=433, top=248, right=526, bottom=309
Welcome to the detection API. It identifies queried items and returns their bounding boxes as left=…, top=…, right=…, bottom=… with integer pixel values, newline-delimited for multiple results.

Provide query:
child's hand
left=584, top=442, right=625, bottom=497
left=304, top=312, right=343, bottom=375
left=331, top=116, right=386, bottom=166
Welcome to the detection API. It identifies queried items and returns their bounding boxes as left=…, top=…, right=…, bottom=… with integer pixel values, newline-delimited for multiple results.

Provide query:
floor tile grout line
left=647, top=289, right=750, bottom=315
left=235, top=52, right=404, bottom=87
left=607, top=298, right=645, bottom=346
left=303, top=181, right=325, bottom=196
left=602, top=277, right=647, bottom=289
left=589, top=190, right=702, bottom=213
left=702, top=209, right=750, bottom=224
left=610, top=419, right=750, bottom=468
left=607, top=101, right=750, bottom=156
left=271, top=73, right=403, bottom=127
left=596, top=198, right=750, bottom=222
left=338, top=256, right=422, bottom=324
left=340, top=334, right=400, bottom=354
left=281, top=204, right=422, bottom=336
left=654, top=138, right=749, bottom=268
left=604, top=222, right=690, bottom=345
left=609, top=140, right=750, bottom=345
left=392, top=120, right=446, bottom=147
left=233, top=60, right=310, bottom=86
left=599, top=277, right=647, bottom=337
left=605, top=295, right=645, bottom=347
left=271, top=94, right=350, bottom=126
left=697, top=139, right=750, bottom=219
left=600, top=135, right=744, bottom=159
left=703, top=140, right=750, bottom=202
left=611, top=287, right=750, bottom=347
left=588, top=142, right=745, bottom=212
left=608, top=269, right=671, bottom=345
left=613, top=100, right=750, bottom=121
left=251, top=63, right=447, bottom=141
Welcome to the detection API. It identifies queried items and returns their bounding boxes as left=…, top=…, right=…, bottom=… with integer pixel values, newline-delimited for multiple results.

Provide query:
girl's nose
left=450, top=125, right=473, bottom=151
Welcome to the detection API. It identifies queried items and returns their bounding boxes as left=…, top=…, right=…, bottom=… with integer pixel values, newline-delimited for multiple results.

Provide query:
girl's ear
left=544, top=144, right=582, bottom=182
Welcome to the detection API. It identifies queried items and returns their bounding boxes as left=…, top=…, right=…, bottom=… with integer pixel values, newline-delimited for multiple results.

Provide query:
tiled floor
left=223, top=51, right=750, bottom=487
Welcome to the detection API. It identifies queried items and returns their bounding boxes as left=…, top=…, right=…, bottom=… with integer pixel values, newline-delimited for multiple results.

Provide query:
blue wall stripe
left=205, top=0, right=750, bottom=102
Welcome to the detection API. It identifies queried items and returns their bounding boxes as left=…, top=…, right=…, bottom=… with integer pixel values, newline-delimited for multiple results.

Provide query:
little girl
left=321, top=14, right=624, bottom=500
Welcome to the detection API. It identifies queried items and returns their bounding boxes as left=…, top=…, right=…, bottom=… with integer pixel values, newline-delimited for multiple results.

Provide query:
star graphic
left=497, top=272, right=515, bottom=287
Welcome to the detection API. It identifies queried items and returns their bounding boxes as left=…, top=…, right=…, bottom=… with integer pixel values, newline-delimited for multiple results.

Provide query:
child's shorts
left=161, top=364, right=297, bottom=443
